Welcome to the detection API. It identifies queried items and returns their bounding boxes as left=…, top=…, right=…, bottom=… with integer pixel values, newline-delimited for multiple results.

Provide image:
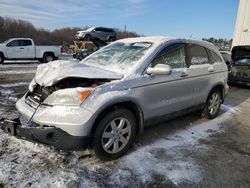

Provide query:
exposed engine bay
left=25, top=77, right=112, bottom=104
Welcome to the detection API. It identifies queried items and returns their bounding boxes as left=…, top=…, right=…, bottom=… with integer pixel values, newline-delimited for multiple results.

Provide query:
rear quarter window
left=22, top=40, right=32, bottom=46
left=208, top=50, right=223, bottom=64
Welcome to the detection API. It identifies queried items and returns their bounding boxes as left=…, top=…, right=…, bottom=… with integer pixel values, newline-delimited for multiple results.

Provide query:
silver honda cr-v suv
left=1, top=36, right=229, bottom=160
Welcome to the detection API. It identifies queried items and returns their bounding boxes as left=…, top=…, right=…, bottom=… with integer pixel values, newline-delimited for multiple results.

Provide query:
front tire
left=202, top=88, right=222, bottom=119
left=93, top=108, right=137, bottom=161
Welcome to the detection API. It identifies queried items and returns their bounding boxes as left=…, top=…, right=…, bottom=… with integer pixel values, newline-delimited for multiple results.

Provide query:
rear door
left=185, top=44, right=214, bottom=105
left=93, top=27, right=106, bottom=41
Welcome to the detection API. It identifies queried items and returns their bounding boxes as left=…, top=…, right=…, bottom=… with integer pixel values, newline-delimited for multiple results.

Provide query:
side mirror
left=146, top=64, right=172, bottom=75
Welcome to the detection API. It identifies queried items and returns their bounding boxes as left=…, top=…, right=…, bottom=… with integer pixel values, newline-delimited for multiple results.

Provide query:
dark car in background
left=73, top=47, right=98, bottom=61
left=73, top=38, right=107, bottom=61
left=228, top=46, right=250, bottom=86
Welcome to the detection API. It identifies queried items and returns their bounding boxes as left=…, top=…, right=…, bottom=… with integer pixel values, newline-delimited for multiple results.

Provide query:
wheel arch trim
left=90, top=98, right=145, bottom=136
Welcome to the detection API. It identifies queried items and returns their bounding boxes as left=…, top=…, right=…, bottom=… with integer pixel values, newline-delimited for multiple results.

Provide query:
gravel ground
left=0, top=61, right=250, bottom=188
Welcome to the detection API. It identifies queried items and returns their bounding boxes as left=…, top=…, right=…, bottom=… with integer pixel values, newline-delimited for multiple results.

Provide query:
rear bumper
left=228, top=74, right=250, bottom=85
left=0, top=118, right=91, bottom=150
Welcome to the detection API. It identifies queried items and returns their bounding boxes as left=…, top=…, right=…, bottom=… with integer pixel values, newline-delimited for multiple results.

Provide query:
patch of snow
left=0, top=88, right=13, bottom=95
left=116, top=104, right=239, bottom=185
left=3, top=60, right=38, bottom=63
left=0, top=82, right=30, bottom=88
left=0, top=64, right=39, bottom=68
left=0, top=70, right=36, bottom=74
left=0, top=88, right=18, bottom=104
left=0, top=104, right=240, bottom=187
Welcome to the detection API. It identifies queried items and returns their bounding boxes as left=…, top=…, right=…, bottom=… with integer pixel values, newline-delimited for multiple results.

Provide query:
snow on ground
left=0, top=104, right=240, bottom=187
left=0, top=88, right=18, bottom=104
left=116, top=104, right=240, bottom=185
left=0, top=70, right=36, bottom=74
left=0, top=64, right=38, bottom=68
left=0, top=82, right=30, bottom=88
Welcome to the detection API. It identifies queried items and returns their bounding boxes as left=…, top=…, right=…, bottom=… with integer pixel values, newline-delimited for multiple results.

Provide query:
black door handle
left=19, top=48, right=24, bottom=49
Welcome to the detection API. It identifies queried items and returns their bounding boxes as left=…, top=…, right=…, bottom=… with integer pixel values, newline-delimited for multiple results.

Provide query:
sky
left=0, top=0, right=239, bottom=39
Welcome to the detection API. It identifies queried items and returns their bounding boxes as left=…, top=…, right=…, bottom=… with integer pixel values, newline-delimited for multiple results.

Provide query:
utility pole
left=124, top=24, right=127, bottom=38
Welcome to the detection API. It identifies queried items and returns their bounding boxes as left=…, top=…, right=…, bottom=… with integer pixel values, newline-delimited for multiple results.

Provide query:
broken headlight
left=28, top=79, right=36, bottom=92
left=43, top=87, right=94, bottom=106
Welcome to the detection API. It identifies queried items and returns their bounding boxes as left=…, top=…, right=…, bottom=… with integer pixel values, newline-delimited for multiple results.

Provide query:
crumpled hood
left=34, top=60, right=123, bottom=86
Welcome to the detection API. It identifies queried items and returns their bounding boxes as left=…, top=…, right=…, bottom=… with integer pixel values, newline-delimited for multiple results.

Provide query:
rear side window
left=105, top=28, right=114, bottom=32
left=95, top=27, right=104, bottom=32
left=22, top=40, right=32, bottom=46
left=221, top=53, right=231, bottom=62
left=208, top=50, right=223, bottom=64
left=151, top=43, right=186, bottom=69
left=188, top=44, right=209, bottom=65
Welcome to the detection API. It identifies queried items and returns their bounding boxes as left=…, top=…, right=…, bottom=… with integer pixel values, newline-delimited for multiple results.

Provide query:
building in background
left=232, top=0, right=250, bottom=47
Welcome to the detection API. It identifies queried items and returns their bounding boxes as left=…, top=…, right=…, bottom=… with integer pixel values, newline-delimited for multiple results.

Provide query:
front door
left=6, top=40, right=24, bottom=59
left=138, top=43, right=196, bottom=122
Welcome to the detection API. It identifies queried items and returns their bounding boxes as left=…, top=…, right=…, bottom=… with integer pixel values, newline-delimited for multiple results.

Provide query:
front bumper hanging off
left=0, top=118, right=91, bottom=150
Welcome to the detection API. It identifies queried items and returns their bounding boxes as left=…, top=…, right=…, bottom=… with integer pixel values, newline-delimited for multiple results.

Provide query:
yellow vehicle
left=68, top=41, right=95, bottom=54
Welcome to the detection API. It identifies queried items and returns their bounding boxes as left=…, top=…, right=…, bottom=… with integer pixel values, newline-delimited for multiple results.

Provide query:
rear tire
left=202, top=88, right=222, bottom=119
left=43, top=53, right=55, bottom=63
left=84, top=34, right=91, bottom=41
left=0, top=54, right=4, bottom=64
left=93, top=108, right=137, bottom=161
left=68, top=49, right=74, bottom=54
left=108, top=36, right=116, bottom=42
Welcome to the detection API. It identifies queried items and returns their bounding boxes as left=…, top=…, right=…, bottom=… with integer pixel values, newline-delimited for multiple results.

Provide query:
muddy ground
left=0, top=60, right=250, bottom=188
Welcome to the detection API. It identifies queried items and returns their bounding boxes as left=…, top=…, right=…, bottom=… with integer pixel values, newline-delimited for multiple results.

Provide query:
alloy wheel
left=208, top=92, right=220, bottom=115
left=101, top=117, right=131, bottom=154
left=46, top=55, right=53, bottom=62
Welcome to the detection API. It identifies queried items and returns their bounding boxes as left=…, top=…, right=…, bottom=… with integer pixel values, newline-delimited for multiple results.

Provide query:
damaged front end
left=0, top=78, right=111, bottom=149
left=1, top=60, right=122, bottom=149
left=26, top=77, right=110, bottom=107
left=0, top=118, right=91, bottom=150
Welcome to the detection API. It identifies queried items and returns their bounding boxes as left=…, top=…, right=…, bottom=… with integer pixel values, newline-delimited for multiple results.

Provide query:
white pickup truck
left=0, top=38, right=61, bottom=64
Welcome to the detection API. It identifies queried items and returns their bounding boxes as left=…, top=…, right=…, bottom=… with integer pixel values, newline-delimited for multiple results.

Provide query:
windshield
left=86, top=27, right=95, bottom=31
left=235, top=58, right=250, bottom=65
left=81, top=42, right=152, bottom=73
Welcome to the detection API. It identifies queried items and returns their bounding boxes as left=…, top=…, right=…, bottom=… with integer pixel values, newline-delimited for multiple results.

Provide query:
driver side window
left=151, top=43, right=186, bottom=69
left=6, top=40, right=19, bottom=47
